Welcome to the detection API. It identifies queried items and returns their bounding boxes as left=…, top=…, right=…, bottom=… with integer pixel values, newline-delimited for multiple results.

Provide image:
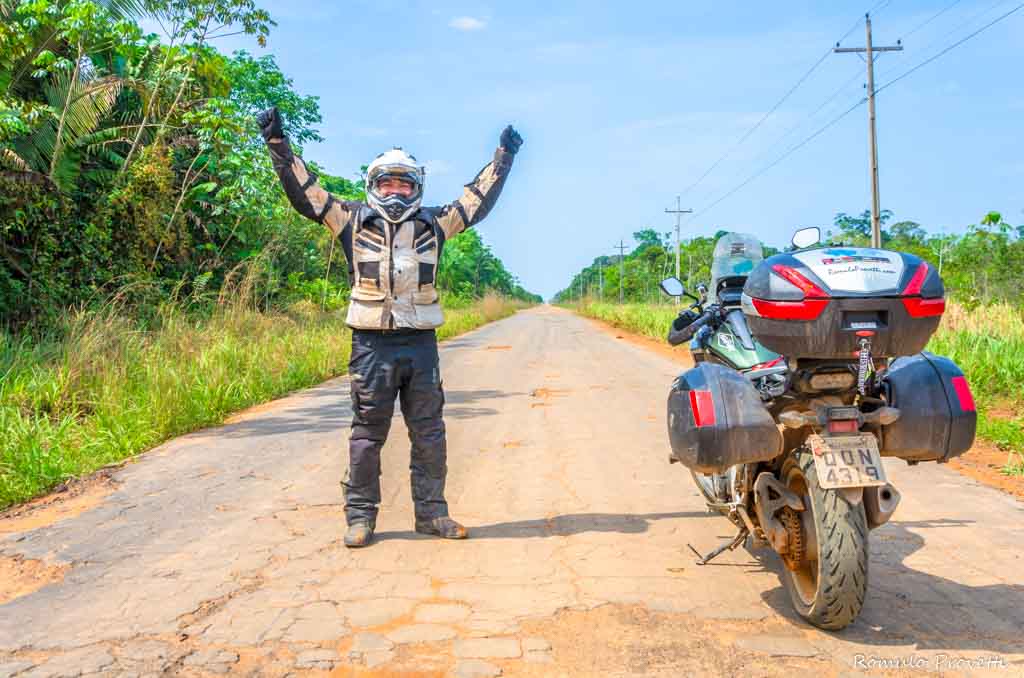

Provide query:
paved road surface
left=2, top=306, right=1023, bottom=677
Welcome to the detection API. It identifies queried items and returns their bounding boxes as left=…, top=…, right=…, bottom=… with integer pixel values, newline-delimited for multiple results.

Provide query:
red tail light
left=901, top=262, right=945, bottom=318
left=902, top=296, right=946, bottom=317
left=749, top=265, right=830, bottom=320
left=951, top=376, right=976, bottom=412
left=688, top=390, right=716, bottom=427
left=751, top=297, right=829, bottom=320
left=828, top=419, right=860, bottom=434
left=771, top=264, right=828, bottom=298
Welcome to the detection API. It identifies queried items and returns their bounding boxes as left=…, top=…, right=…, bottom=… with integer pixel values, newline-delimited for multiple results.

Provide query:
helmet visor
left=372, top=173, right=418, bottom=198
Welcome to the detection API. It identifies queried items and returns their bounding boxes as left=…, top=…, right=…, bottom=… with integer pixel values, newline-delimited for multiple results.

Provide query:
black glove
left=499, top=125, right=523, bottom=154
left=672, top=310, right=699, bottom=332
left=256, top=106, right=284, bottom=141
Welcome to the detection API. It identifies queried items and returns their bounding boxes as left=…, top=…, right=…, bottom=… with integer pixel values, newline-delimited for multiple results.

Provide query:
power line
left=877, top=0, right=1011, bottom=79
left=749, top=66, right=864, bottom=167
left=900, top=0, right=964, bottom=40
left=678, top=1, right=1022, bottom=230
left=685, top=1, right=1022, bottom=226
left=676, top=49, right=832, bottom=199
left=717, top=3, right=900, bottom=180
left=876, top=1, right=1024, bottom=94
left=686, top=97, right=866, bottom=223
left=675, top=1, right=893, bottom=200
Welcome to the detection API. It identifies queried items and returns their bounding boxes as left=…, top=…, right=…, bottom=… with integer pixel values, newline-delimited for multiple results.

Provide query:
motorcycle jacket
left=265, top=136, right=514, bottom=330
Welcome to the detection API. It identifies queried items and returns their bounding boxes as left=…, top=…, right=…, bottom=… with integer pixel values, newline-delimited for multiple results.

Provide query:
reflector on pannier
left=741, top=248, right=945, bottom=358
left=667, top=363, right=782, bottom=474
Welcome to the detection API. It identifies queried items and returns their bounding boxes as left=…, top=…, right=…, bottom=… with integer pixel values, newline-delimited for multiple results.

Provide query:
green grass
left=570, top=299, right=1024, bottom=475
left=0, top=294, right=525, bottom=509
left=928, top=303, right=1024, bottom=476
left=571, top=301, right=680, bottom=341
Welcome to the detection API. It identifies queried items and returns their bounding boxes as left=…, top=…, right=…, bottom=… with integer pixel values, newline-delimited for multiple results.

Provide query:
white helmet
left=366, top=148, right=424, bottom=223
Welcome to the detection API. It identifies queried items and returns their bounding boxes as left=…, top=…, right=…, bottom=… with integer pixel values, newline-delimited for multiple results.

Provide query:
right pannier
left=880, top=352, right=977, bottom=462
left=667, top=362, right=782, bottom=474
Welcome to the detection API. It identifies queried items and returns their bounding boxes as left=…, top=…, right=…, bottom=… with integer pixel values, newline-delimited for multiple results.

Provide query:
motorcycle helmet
left=366, top=148, right=424, bottom=223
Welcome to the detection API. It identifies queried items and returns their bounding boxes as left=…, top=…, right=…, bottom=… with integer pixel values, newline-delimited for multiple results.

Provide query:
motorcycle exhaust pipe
left=864, top=483, right=901, bottom=529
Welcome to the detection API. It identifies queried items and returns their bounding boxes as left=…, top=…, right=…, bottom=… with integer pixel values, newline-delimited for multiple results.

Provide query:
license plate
left=810, top=434, right=887, bottom=489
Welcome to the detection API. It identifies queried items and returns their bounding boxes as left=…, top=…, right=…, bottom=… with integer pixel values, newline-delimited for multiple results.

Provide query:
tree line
left=0, top=0, right=539, bottom=328
left=555, top=210, right=1024, bottom=308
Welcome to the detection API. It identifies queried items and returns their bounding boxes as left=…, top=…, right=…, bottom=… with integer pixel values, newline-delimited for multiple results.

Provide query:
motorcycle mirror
left=659, top=277, right=686, bottom=297
left=792, top=227, right=820, bottom=249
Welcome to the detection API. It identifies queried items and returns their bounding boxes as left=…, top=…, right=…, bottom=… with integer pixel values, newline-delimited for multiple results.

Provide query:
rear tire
left=779, top=449, right=869, bottom=630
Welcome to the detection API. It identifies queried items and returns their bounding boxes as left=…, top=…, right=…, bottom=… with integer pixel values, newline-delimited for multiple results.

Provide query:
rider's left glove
left=672, top=310, right=699, bottom=332
left=500, top=125, right=523, bottom=155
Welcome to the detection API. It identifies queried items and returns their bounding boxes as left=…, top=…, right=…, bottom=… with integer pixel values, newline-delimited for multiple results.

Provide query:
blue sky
left=205, top=0, right=1024, bottom=298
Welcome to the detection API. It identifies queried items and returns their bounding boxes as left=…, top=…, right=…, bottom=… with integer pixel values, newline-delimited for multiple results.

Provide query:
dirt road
left=2, top=306, right=1023, bottom=677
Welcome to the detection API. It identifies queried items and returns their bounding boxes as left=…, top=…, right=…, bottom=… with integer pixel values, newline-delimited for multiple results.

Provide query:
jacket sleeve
left=435, top=147, right=515, bottom=240
left=265, top=136, right=353, bottom=238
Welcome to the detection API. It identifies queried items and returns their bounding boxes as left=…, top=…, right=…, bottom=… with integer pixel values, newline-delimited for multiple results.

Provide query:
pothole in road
left=0, top=555, right=69, bottom=605
left=485, top=345, right=512, bottom=351
left=0, top=471, right=117, bottom=536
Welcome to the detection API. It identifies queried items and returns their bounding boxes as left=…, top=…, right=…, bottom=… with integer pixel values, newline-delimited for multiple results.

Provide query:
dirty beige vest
left=347, top=207, right=445, bottom=330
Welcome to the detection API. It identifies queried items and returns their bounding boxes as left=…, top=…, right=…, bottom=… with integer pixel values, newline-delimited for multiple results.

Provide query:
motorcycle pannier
left=741, top=249, right=945, bottom=358
left=880, top=353, right=977, bottom=462
left=667, top=363, right=782, bottom=474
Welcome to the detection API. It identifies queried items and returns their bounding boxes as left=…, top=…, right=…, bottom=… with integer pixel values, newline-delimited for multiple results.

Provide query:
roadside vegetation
left=0, top=1, right=539, bottom=508
left=0, top=290, right=525, bottom=509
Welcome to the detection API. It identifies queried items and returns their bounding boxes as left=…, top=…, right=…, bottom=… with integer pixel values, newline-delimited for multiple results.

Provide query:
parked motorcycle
left=661, top=229, right=976, bottom=630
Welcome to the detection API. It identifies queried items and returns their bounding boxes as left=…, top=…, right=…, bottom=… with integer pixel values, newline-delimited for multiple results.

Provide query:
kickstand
left=688, top=528, right=749, bottom=566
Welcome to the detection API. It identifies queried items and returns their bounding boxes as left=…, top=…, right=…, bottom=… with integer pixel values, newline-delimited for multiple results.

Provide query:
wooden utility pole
left=834, top=14, right=902, bottom=248
left=665, top=196, right=692, bottom=294
left=616, top=240, right=627, bottom=304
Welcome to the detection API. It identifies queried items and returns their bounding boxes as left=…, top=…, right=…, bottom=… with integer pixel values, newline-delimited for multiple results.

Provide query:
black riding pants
left=343, top=328, right=449, bottom=525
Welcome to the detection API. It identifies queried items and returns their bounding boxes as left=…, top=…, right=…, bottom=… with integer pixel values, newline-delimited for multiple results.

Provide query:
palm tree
left=10, top=66, right=123, bottom=192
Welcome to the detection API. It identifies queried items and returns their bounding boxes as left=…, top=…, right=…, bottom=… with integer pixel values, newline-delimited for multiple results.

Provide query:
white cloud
left=449, top=16, right=486, bottom=31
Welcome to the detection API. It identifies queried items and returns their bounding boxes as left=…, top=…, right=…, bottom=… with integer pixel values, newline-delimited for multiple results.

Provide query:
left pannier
left=667, top=363, right=782, bottom=474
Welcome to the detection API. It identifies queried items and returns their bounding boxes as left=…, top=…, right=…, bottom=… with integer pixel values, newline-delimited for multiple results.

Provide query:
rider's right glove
left=256, top=106, right=285, bottom=142
left=672, top=310, right=699, bottom=332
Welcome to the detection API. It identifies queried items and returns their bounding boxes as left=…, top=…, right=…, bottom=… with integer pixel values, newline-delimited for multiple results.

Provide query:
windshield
left=711, top=233, right=764, bottom=300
